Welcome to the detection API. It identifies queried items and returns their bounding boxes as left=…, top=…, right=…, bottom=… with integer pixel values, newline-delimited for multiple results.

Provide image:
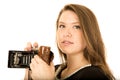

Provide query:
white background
left=0, top=0, right=120, bottom=80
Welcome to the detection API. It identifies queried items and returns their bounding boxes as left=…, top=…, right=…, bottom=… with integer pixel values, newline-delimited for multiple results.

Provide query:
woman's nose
left=63, top=28, right=72, bottom=37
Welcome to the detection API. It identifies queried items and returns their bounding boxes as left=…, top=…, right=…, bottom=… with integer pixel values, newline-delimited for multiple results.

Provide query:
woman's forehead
left=58, top=10, right=79, bottom=24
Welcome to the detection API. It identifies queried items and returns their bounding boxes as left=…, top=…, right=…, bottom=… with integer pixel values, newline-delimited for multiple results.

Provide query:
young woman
left=24, top=4, right=115, bottom=80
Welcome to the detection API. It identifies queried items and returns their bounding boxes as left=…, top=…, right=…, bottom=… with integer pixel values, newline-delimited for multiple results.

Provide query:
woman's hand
left=24, top=42, right=55, bottom=80
left=30, top=55, right=55, bottom=80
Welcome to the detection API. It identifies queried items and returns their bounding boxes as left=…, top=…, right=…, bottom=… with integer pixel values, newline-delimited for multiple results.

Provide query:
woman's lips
left=62, top=40, right=73, bottom=46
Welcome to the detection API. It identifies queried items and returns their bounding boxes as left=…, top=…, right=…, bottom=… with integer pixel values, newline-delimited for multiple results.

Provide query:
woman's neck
left=66, top=53, right=90, bottom=70
left=61, top=53, right=90, bottom=78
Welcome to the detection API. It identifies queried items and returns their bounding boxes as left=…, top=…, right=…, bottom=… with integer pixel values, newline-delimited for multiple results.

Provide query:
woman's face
left=56, top=10, right=86, bottom=55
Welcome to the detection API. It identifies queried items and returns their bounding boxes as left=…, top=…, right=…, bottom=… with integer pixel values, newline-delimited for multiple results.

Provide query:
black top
left=55, top=64, right=110, bottom=80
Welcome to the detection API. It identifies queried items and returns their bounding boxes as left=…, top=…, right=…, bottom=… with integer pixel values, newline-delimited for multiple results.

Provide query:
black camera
left=8, top=46, right=54, bottom=68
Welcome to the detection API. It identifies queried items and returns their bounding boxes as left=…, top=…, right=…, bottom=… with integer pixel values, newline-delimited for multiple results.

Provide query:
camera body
left=8, top=50, right=37, bottom=68
left=8, top=46, right=54, bottom=68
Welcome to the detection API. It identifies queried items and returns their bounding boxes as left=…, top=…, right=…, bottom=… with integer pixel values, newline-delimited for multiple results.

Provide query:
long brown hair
left=56, top=4, right=115, bottom=80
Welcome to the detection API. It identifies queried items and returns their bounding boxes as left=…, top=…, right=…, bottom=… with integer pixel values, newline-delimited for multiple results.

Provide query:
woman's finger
left=24, top=42, right=32, bottom=51
left=30, top=58, right=38, bottom=69
left=33, top=42, right=38, bottom=50
left=24, top=47, right=28, bottom=51
left=26, top=42, right=32, bottom=51
left=34, top=55, right=45, bottom=64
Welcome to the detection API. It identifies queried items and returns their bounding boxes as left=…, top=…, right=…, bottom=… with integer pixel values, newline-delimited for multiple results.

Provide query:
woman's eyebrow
left=58, top=21, right=79, bottom=24
left=72, top=22, right=80, bottom=24
left=58, top=21, right=64, bottom=24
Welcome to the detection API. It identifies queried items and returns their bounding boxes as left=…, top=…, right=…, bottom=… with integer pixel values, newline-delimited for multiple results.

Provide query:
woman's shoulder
left=69, top=65, right=109, bottom=80
left=80, top=65, right=105, bottom=75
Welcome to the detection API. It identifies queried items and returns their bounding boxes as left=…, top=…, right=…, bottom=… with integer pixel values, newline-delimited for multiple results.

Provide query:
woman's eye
left=73, top=25, right=81, bottom=29
left=58, top=25, right=65, bottom=29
